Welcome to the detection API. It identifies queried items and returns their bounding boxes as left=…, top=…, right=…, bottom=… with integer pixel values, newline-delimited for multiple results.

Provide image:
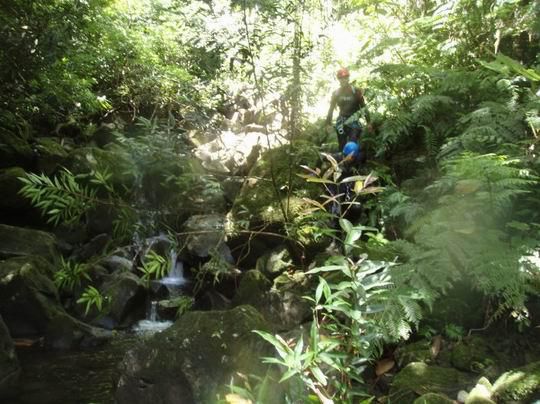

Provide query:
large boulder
left=193, top=130, right=281, bottom=176
left=34, top=137, right=69, bottom=174
left=450, top=336, right=499, bottom=377
left=0, top=131, right=34, bottom=169
left=115, top=305, right=271, bottom=404
left=93, top=271, right=146, bottom=329
left=0, top=167, right=33, bottom=214
left=0, top=315, right=20, bottom=398
left=0, top=224, right=58, bottom=261
left=232, top=269, right=311, bottom=330
left=182, top=214, right=232, bottom=260
left=65, top=145, right=137, bottom=190
left=389, top=362, right=472, bottom=403
left=255, top=246, right=292, bottom=280
left=0, top=256, right=109, bottom=348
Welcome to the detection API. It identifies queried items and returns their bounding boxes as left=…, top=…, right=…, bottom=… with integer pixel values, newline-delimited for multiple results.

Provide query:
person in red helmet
left=325, top=68, right=372, bottom=154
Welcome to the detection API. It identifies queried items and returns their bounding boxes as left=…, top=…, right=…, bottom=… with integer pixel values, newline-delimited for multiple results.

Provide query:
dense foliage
left=2, top=0, right=539, bottom=402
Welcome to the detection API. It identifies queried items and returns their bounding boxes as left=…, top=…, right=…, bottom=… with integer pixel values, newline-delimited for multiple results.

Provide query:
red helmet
left=336, top=68, right=350, bottom=79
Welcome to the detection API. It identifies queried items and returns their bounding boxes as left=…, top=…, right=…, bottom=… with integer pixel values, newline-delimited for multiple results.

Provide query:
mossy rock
left=492, top=360, right=540, bottom=402
left=0, top=167, right=32, bottom=212
left=413, top=392, right=455, bottom=403
left=232, top=270, right=272, bottom=307
left=0, top=314, right=20, bottom=398
left=465, top=377, right=495, bottom=404
left=66, top=145, right=137, bottom=190
left=115, top=305, right=272, bottom=404
left=389, top=362, right=472, bottom=403
left=34, top=137, right=69, bottom=174
left=232, top=143, right=321, bottom=225
left=451, top=336, right=498, bottom=375
left=395, top=340, right=434, bottom=367
left=0, top=224, right=58, bottom=261
left=0, top=256, right=109, bottom=348
left=256, top=246, right=292, bottom=280
left=0, top=131, right=33, bottom=169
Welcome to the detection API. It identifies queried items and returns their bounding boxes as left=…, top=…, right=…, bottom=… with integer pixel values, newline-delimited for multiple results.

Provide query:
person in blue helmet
left=329, top=141, right=362, bottom=217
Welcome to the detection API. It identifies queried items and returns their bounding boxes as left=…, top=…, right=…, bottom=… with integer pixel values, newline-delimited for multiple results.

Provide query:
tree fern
left=387, top=152, right=539, bottom=324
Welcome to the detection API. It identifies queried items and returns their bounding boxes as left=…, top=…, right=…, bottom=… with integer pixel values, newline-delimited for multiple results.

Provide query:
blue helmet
left=343, top=141, right=360, bottom=158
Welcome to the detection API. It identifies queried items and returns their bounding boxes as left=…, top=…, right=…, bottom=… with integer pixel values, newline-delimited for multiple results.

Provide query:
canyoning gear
left=326, top=69, right=371, bottom=154
left=336, top=68, right=350, bottom=79
left=343, top=141, right=360, bottom=159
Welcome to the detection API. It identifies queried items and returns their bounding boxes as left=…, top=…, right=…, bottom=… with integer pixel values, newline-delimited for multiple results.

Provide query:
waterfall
left=159, top=250, right=187, bottom=286
left=149, top=301, right=158, bottom=321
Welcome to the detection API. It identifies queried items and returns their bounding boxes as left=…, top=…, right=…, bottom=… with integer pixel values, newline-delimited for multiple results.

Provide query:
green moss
left=413, top=393, right=455, bottom=404
left=389, top=362, right=472, bottom=404
left=395, top=340, right=434, bottom=367
left=232, top=143, right=321, bottom=224
left=451, top=337, right=497, bottom=374
left=0, top=167, right=30, bottom=211
left=34, top=137, right=68, bottom=174
left=233, top=270, right=271, bottom=307
left=0, top=224, right=58, bottom=261
left=492, top=360, right=540, bottom=402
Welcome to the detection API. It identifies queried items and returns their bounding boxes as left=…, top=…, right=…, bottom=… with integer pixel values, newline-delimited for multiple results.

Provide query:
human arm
left=325, top=92, right=337, bottom=126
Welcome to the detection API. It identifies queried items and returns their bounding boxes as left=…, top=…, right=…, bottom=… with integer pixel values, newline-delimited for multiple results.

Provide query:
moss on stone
left=395, top=340, right=434, bottom=367
left=451, top=336, right=497, bottom=374
left=232, top=142, right=321, bottom=225
left=34, top=137, right=69, bottom=174
left=413, top=392, right=455, bottom=404
left=389, top=362, right=472, bottom=404
left=0, top=167, right=31, bottom=211
left=0, top=224, right=58, bottom=261
left=232, top=270, right=271, bottom=307
left=492, top=360, right=540, bottom=402
left=0, top=131, right=33, bottom=169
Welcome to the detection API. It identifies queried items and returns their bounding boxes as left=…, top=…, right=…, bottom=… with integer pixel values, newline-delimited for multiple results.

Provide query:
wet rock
left=0, top=314, right=20, bottom=398
left=34, top=137, right=69, bottom=174
left=71, top=233, right=111, bottom=261
left=492, top=360, right=540, bottom=402
left=156, top=296, right=194, bottom=320
left=0, top=224, right=58, bottom=261
left=389, top=362, right=472, bottom=403
left=92, top=272, right=146, bottom=329
left=0, top=256, right=109, bottom=348
left=115, top=305, right=271, bottom=404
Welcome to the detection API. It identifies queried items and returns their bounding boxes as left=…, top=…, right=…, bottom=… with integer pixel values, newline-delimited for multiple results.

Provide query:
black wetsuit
left=326, top=85, right=368, bottom=150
